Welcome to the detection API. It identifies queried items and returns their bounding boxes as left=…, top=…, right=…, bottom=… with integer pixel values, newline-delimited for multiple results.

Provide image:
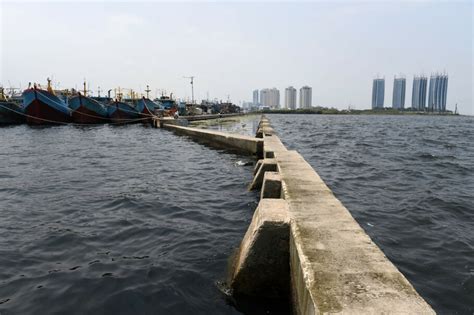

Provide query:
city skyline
left=1, top=2, right=472, bottom=114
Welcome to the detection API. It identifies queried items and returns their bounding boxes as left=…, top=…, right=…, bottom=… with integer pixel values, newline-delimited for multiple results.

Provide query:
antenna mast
left=145, top=85, right=151, bottom=99
left=183, top=76, right=195, bottom=104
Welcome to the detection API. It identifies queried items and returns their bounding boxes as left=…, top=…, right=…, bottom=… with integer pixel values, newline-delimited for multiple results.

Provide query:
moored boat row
left=1, top=79, right=167, bottom=125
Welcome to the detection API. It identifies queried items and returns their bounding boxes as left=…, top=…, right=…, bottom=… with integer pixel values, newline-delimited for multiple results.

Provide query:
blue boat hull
left=23, top=89, right=71, bottom=125
left=69, top=95, right=108, bottom=124
left=107, top=101, right=140, bottom=124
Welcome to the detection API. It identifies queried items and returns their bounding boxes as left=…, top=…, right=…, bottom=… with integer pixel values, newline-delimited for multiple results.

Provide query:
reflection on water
left=0, top=124, right=271, bottom=314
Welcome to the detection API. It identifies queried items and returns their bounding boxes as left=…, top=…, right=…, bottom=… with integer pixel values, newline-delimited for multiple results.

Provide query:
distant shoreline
left=255, top=108, right=459, bottom=116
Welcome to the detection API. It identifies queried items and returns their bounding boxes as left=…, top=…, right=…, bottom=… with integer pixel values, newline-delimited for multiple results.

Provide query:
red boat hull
left=26, top=99, right=71, bottom=125
left=109, top=111, right=139, bottom=124
left=71, top=105, right=108, bottom=124
left=140, top=107, right=153, bottom=124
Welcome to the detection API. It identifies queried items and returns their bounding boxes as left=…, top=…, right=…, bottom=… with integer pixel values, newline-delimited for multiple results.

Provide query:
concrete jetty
left=151, top=113, right=244, bottom=128
left=163, top=124, right=263, bottom=157
left=160, top=115, right=435, bottom=314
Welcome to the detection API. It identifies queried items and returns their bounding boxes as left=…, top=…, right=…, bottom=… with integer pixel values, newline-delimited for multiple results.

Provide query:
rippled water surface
left=0, top=124, right=267, bottom=315
left=205, top=114, right=474, bottom=314
left=2, top=114, right=473, bottom=314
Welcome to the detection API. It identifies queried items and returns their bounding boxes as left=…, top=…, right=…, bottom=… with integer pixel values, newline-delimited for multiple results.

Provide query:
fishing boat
left=22, top=79, right=71, bottom=125
left=156, top=93, right=176, bottom=110
left=134, top=97, right=159, bottom=122
left=107, top=100, right=140, bottom=124
left=0, top=87, right=25, bottom=125
left=134, top=86, right=160, bottom=119
left=69, top=82, right=108, bottom=124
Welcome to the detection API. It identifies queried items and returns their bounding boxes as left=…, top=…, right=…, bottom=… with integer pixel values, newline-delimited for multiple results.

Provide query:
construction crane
left=183, top=76, right=195, bottom=104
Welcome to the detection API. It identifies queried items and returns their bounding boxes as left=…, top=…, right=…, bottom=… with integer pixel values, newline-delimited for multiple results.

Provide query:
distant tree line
left=257, top=107, right=457, bottom=115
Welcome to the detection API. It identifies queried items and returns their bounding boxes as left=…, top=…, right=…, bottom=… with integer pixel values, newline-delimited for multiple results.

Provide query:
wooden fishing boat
left=133, top=96, right=160, bottom=123
left=107, top=100, right=140, bottom=124
left=22, top=79, right=71, bottom=125
left=69, top=90, right=108, bottom=124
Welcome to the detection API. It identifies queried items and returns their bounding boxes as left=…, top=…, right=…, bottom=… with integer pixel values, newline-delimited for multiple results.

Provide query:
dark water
left=203, top=114, right=474, bottom=314
left=2, top=115, right=473, bottom=315
left=0, top=124, right=271, bottom=315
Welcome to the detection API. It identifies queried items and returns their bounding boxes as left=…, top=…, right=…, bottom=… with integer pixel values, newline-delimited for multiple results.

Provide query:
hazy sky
left=1, top=1, right=473, bottom=114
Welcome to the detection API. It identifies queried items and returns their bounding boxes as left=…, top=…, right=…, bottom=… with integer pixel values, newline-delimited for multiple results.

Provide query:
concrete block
left=265, top=150, right=275, bottom=158
left=262, top=127, right=275, bottom=136
left=249, top=158, right=278, bottom=190
left=261, top=171, right=282, bottom=199
left=253, top=159, right=263, bottom=175
left=164, top=125, right=263, bottom=156
left=230, top=199, right=291, bottom=298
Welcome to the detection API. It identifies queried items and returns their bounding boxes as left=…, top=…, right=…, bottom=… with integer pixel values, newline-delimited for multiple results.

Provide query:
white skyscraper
left=285, top=86, right=297, bottom=109
left=252, top=89, right=259, bottom=106
left=299, top=86, right=312, bottom=109
left=260, top=88, right=280, bottom=108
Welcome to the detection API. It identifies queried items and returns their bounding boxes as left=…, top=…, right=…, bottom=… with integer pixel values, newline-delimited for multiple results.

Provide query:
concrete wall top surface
left=261, top=120, right=434, bottom=314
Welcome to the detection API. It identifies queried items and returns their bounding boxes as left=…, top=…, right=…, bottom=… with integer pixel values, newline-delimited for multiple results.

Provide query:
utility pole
left=183, top=76, right=195, bottom=104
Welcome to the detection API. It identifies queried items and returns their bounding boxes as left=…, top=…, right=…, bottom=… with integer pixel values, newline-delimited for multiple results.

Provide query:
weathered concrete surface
left=249, top=158, right=278, bottom=190
left=264, top=126, right=435, bottom=314
left=156, top=114, right=434, bottom=314
left=185, top=113, right=243, bottom=121
left=152, top=113, right=245, bottom=127
left=164, top=124, right=263, bottom=157
left=230, top=199, right=291, bottom=298
left=260, top=171, right=282, bottom=199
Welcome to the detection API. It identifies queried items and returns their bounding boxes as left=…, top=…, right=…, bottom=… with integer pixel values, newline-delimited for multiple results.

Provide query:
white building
left=285, top=86, right=297, bottom=109
left=252, top=89, right=259, bottom=106
left=260, top=88, right=280, bottom=108
left=299, top=86, right=312, bottom=109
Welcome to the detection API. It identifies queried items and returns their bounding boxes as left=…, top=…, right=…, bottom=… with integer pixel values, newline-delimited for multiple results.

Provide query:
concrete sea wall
left=161, top=116, right=435, bottom=314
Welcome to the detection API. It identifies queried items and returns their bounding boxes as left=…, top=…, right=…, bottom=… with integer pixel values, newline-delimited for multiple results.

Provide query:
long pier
left=160, top=116, right=435, bottom=314
left=151, top=113, right=244, bottom=128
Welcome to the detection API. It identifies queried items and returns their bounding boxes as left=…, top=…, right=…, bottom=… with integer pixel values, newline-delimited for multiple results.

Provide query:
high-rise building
left=260, top=88, right=280, bottom=108
left=372, top=78, right=385, bottom=109
left=299, top=86, right=312, bottom=109
left=428, top=73, right=448, bottom=112
left=285, top=86, right=297, bottom=109
left=253, top=90, right=259, bottom=106
left=392, top=76, right=406, bottom=109
left=411, top=75, right=428, bottom=111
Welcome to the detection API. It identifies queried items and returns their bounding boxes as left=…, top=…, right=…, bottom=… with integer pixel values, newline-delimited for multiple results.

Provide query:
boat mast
left=47, top=78, right=54, bottom=94
left=145, top=85, right=151, bottom=99
left=83, top=80, right=87, bottom=96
